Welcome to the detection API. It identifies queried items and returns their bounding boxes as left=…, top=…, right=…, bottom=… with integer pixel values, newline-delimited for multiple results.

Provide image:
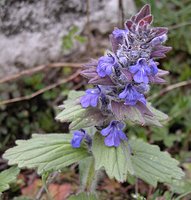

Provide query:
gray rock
left=0, top=0, right=136, bottom=78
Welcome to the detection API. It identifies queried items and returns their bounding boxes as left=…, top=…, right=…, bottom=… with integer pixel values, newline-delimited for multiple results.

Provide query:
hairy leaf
left=130, top=139, right=185, bottom=187
left=92, top=134, right=134, bottom=182
left=79, top=157, right=97, bottom=192
left=111, top=101, right=168, bottom=127
left=0, top=166, right=20, bottom=194
left=3, top=134, right=89, bottom=174
left=92, top=134, right=184, bottom=186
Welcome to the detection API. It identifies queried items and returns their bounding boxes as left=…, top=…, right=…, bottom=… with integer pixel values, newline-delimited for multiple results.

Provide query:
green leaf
left=3, top=134, right=90, bottom=174
left=129, top=139, right=185, bottom=187
left=68, top=192, right=97, bottom=200
left=79, top=157, right=97, bottom=192
left=0, top=166, right=20, bottom=194
left=146, top=103, right=168, bottom=124
left=169, top=179, right=191, bottom=194
left=92, top=133, right=134, bottom=182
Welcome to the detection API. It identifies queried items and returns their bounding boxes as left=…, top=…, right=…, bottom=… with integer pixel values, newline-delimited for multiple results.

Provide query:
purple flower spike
left=71, top=130, right=86, bottom=148
left=119, top=84, right=146, bottom=105
left=97, top=55, right=116, bottom=77
left=101, top=121, right=127, bottom=147
left=112, top=28, right=128, bottom=38
left=129, top=58, right=151, bottom=83
left=80, top=88, right=100, bottom=108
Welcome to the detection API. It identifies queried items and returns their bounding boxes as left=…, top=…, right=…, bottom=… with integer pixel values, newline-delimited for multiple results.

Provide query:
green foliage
left=92, top=134, right=134, bottom=182
left=129, top=139, right=184, bottom=187
left=3, top=134, right=90, bottom=174
left=62, top=26, right=87, bottom=51
left=0, top=166, right=20, bottom=195
left=92, top=134, right=184, bottom=187
left=79, top=157, right=97, bottom=192
left=1, top=1, right=191, bottom=198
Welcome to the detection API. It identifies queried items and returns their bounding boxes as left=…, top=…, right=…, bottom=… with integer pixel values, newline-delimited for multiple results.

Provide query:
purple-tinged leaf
left=109, top=34, right=121, bottom=53
left=89, top=75, right=115, bottom=86
left=149, top=76, right=167, bottom=84
left=157, top=69, right=169, bottom=76
left=121, top=68, right=133, bottom=82
left=135, top=4, right=151, bottom=23
left=135, top=102, right=153, bottom=117
left=139, top=15, right=153, bottom=26
left=152, top=27, right=168, bottom=37
left=124, top=20, right=133, bottom=30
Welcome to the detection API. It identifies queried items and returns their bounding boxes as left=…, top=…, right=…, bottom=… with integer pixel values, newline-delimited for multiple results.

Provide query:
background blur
left=0, top=0, right=191, bottom=199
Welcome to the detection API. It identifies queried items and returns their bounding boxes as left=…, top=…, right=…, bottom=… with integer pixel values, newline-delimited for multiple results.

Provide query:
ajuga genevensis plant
left=2, top=4, right=185, bottom=199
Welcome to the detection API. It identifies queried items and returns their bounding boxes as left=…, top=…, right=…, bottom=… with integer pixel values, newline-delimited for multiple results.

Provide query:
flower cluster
left=71, top=5, right=171, bottom=148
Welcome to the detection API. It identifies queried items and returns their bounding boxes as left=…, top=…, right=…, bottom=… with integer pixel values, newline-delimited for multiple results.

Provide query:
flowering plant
left=70, top=3, right=172, bottom=148
left=2, top=5, right=185, bottom=199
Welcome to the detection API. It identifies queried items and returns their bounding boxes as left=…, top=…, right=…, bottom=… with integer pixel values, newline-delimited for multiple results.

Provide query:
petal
left=113, top=131, right=121, bottom=147
left=125, top=98, right=137, bottom=106
left=119, top=88, right=128, bottom=99
left=144, top=65, right=151, bottom=75
left=117, top=121, right=125, bottom=130
left=104, top=132, right=115, bottom=147
left=71, top=131, right=85, bottom=148
left=139, top=95, right=146, bottom=105
left=97, top=66, right=106, bottom=77
left=71, top=137, right=83, bottom=148
left=133, top=70, right=148, bottom=83
left=90, top=96, right=99, bottom=107
left=118, top=130, right=128, bottom=141
left=80, top=95, right=90, bottom=108
left=101, top=126, right=112, bottom=136
left=105, top=65, right=113, bottom=75
left=129, top=64, right=140, bottom=73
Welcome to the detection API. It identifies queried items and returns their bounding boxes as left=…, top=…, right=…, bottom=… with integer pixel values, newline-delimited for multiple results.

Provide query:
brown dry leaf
left=48, top=183, right=72, bottom=200
left=21, top=179, right=42, bottom=198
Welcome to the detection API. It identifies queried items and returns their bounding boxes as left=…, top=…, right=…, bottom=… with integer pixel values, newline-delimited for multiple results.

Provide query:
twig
left=0, top=70, right=81, bottom=106
left=169, top=21, right=191, bottom=30
left=148, top=79, right=191, bottom=100
left=119, top=0, right=125, bottom=27
left=86, top=0, right=91, bottom=50
left=35, top=172, right=59, bottom=200
left=135, top=178, right=139, bottom=196
left=0, top=62, right=83, bottom=84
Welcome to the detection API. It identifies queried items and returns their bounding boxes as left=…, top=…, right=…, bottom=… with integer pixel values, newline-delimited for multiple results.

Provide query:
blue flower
left=101, top=121, right=127, bottom=147
left=112, top=29, right=128, bottom=38
left=149, top=59, right=158, bottom=75
left=71, top=130, right=86, bottom=148
left=119, top=84, right=146, bottom=105
left=80, top=88, right=100, bottom=108
left=71, top=129, right=92, bottom=148
left=129, top=58, right=151, bottom=83
left=97, top=55, right=116, bottom=77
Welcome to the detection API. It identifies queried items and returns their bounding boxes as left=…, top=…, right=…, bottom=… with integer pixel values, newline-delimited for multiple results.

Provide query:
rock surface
left=0, top=0, right=136, bottom=78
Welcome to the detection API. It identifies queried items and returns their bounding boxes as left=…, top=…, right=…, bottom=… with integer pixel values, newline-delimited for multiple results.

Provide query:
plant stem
left=135, top=178, right=139, bottom=196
